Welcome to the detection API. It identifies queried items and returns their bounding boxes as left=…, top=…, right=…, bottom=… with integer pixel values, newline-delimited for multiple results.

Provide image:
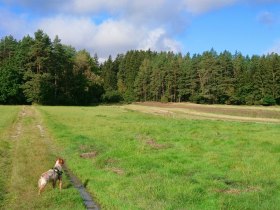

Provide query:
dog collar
left=54, top=167, right=63, bottom=176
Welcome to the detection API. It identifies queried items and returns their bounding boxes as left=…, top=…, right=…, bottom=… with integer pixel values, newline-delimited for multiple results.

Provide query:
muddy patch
left=106, top=167, right=125, bottom=175
left=36, top=124, right=44, bottom=137
left=80, top=151, right=98, bottom=159
left=10, top=108, right=25, bottom=139
left=217, top=186, right=261, bottom=195
left=63, top=164, right=100, bottom=209
left=137, top=134, right=172, bottom=150
left=146, top=139, right=169, bottom=149
left=105, top=158, right=118, bottom=165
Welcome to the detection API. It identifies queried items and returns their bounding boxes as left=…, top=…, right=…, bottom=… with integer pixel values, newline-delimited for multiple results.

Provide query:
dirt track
left=124, top=102, right=280, bottom=123
left=3, top=106, right=97, bottom=209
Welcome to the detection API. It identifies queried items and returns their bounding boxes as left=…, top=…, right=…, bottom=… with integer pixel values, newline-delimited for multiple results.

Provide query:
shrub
left=262, top=95, right=276, bottom=106
left=102, top=90, right=122, bottom=103
left=160, top=95, right=169, bottom=103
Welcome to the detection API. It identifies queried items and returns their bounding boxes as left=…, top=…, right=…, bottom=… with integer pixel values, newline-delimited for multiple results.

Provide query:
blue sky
left=0, top=0, right=280, bottom=60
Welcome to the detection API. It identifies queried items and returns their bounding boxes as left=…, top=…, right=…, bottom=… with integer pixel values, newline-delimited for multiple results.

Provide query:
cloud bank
left=0, top=0, right=279, bottom=59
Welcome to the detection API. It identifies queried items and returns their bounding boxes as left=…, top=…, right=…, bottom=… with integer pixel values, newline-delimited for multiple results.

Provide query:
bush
left=160, top=95, right=169, bottom=103
left=262, top=95, right=276, bottom=106
left=102, top=90, right=122, bottom=103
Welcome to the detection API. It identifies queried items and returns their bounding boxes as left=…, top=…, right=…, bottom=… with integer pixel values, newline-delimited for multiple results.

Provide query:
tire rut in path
left=5, top=106, right=100, bottom=210
left=63, top=164, right=100, bottom=210
left=34, top=106, right=100, bottom=210
left=35, top=107, right=100, bottom=210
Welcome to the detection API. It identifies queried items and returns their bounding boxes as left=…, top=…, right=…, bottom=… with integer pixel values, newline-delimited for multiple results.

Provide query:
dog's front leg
left=52, top=180, right=57, bottom=188
left=59, top=179, right=62, bottom=191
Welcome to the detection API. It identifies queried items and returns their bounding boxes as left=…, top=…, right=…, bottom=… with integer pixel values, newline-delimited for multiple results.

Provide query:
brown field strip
left=124, top=102, right=280, bottom=123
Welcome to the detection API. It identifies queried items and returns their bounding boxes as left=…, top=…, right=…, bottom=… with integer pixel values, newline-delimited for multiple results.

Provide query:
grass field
left=36, top=104, right=280, bottom=209
left=0, top=106, right=84, bottom=210
left=0, top=106, right=20, bottom=207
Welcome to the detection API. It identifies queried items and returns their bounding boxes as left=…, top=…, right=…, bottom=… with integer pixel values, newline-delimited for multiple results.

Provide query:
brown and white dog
left=38, top=158, right=64, bottom=195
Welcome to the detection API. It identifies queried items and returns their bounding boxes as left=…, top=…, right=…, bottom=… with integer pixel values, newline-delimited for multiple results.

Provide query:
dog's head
left=56, top=158, right=65, bottom=165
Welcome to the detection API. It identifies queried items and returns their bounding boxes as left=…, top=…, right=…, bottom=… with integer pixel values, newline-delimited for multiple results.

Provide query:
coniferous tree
left=1, top=30, right=280, bottom=106
left=22, top=30, right=52, bottom=104
left=134, top=58, right=153, bottom=101
left=177, top=53, right=192, bottom=102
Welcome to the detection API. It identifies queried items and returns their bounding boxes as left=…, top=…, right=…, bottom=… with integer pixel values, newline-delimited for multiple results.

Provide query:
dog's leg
left=59, top=179, right=62, bottom=191
left=38, top=177, right=47, bottom=195
left=52, top=180, right=57, bottom=188
left=38, top=184, right=46, bottom=195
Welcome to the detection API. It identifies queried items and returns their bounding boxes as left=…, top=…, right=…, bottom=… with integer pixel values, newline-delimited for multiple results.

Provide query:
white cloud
left=139, top=28, right=166, bottom=50
left=67, top=0, right=126, bottom=13
left=138, top=28, right=181, bottom=52
left=67, top=0, right=167, bottom=15
left=37, top=16, right=181, bottom=60
left=38, top=16, right=96, bottom=48
left=38, top=16, right=140, bottom=58
left=182, top=0, right=280, bottom=15
left=1, top=0, right=279, bottom=59
left=163, top=38, right=182, bottom=52
left=92, top=19, right=142, bottom=57
left=183, top=0, right=237, bottom=14
left=1, top=0, right=184, bottom=59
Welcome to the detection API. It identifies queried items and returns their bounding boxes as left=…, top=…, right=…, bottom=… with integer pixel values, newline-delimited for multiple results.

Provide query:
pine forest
left=1, top=30, right=280, bottom=106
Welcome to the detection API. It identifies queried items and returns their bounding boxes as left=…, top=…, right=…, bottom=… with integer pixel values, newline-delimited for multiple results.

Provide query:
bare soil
left=80, top=151, right=98, bottom=159
left=125, top=102, right=280, bottom=123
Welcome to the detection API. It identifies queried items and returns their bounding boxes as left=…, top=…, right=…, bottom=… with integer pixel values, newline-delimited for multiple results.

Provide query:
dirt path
left=2, top=106, right=96, bottom=210
left=124, top=102, right=280, bottom=123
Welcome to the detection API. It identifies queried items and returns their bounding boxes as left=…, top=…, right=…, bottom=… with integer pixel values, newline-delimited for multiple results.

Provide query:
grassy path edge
left=2, top=106, right=85, bottom=210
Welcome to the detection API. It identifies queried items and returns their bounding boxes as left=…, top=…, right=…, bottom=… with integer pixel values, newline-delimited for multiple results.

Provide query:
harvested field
left=125, top=102, right=280, bottom=123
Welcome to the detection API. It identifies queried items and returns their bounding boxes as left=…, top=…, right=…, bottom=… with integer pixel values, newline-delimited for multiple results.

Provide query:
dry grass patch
left=217, top=186, right=261, bottom=195
left=146, top=139, right=169, bottom=149
left=106, top=167, right=125, bottom=175
left=80, top=151, right=98, bottom=159
left=126, top=102, right=280, bottom=123
left=136, top=134, right=172, bottom=150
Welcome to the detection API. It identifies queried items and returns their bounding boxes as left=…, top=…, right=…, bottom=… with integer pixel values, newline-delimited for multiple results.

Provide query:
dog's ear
left=59, top=158, right=65, bottom=165
left=56, top=157, right=64, bottom=165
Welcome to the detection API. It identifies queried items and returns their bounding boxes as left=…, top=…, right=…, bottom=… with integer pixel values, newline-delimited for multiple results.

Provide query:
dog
left=38, top=158, right=64, bottom=195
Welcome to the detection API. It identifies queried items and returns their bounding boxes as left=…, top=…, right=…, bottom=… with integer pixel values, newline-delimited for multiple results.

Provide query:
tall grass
left=0, top=106, right=20, bottom=207
left=38, top=105, right=280, bottom=209
left=0, top=106, right=85, bottom=210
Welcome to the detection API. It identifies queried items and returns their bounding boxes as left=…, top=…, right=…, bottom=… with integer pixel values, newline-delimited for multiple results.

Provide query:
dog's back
left=38, top=158, right=64, bottom=195
left=38, top=169, right=57, bottom=187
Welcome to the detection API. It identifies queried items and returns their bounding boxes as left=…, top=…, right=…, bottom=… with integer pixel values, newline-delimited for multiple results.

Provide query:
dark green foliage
left=0, top=30, right=102, bottom=105
left=0, top=30, right=280, bottom=105
left=132, top=50, right=280, bottom=105
left=117, top=50, right=154, bottom=102
left=262, top=95, right=276, bottom=106
left=101, top=90, right=122, bottom=103
left=0, top=36, right=26, bottom=104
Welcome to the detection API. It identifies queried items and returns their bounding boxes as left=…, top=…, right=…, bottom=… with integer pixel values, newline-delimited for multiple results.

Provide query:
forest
left=0, top=30, right=280, bottom=105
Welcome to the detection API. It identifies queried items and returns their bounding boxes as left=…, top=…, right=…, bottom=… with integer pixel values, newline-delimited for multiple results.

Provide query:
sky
left=0, top=0, right=280, bottom=60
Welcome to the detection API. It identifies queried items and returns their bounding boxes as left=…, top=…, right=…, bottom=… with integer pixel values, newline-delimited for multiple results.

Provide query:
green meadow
left=0, top=106, right=84, bottom=210
left=0, top=106, right=19, bottom=206
left=36, top=105, right=280, bottom=210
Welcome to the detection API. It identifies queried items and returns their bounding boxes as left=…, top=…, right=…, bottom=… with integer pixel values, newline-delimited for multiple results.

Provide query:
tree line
left=1, top=30, right=280, bottom=105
